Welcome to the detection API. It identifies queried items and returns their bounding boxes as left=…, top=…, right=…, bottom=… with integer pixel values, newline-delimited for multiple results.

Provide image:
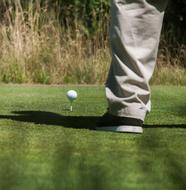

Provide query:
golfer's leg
left=106, top=0, right=168, bottom=121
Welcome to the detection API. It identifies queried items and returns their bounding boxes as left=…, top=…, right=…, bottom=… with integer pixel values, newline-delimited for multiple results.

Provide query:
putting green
left=0, top=85, right=185, bottom=190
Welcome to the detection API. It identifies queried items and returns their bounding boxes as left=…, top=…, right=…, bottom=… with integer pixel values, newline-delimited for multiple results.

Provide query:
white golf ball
left=67, top=90, right=78, bottom=101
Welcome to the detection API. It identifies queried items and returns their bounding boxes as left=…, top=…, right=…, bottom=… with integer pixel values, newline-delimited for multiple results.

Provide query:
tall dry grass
left=152, top=25, right=186, bottom=85
left=0, top=0, right=185, bottom=85
left=0, top=0, right=110, bottom=84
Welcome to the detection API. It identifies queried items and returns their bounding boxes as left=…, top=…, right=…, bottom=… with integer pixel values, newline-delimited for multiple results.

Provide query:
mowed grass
left=0, top=85, right=185, bottom=190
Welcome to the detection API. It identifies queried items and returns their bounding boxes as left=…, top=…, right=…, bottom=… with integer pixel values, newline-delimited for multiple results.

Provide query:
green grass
left=0, top=85, right=186, bottom=190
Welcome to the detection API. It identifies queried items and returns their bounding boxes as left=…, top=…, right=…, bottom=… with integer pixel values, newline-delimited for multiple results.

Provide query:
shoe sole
left=96, top=125, right=143, bottom=133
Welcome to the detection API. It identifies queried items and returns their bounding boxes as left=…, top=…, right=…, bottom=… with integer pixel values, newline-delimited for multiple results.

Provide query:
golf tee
left=70, top=101, right=73, bottom=111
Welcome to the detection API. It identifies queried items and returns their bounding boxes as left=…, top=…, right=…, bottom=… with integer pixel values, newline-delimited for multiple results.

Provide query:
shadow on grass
left=138, top=129, right=186, bottom=189
left=0, top=110, right=185, bottom=129
left=0, top=111, right=112, bottom=190
left=51, top=139, right=110, bottom=190
left=0, top=111, right=186, bottom=189
left=174, top=104, right=186, bottom=117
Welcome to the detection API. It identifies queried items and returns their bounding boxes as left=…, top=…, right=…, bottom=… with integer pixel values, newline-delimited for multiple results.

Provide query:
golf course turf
left=0, top=85, right=185, bottom=190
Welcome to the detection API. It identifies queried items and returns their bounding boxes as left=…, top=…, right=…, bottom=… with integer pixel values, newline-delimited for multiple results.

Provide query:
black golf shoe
left=96, top=112, right=143, bottom=133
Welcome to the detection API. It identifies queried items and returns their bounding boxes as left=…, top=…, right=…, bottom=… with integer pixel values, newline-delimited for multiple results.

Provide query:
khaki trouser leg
left=106, top=0, right=168, bottom=121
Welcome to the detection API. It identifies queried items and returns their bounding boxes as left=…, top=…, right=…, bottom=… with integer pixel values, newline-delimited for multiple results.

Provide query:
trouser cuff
left=109, top=106, right=147, bottom=121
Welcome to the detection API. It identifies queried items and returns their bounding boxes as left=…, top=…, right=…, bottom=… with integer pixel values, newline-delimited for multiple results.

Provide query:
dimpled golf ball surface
left=67, top=90, right=77, bottom=101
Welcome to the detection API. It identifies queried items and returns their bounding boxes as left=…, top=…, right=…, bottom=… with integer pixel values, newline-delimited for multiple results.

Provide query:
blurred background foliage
left=1, top=0, right=185, bottom=38
left=0, top=0, right=185, bottom=84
